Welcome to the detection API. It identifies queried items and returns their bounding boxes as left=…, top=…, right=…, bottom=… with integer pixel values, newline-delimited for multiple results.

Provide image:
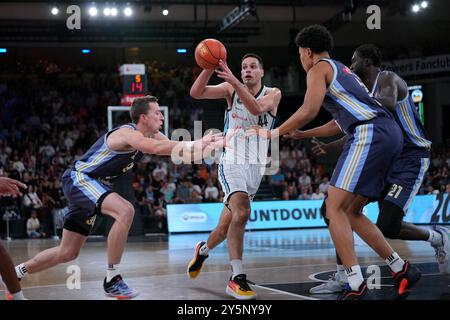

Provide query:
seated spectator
left=161, top=181, right=176, bottom=203
left=319, top=177, right=330, bottom=194
left=298, top=187, right=312, bottom=200
left=152, top=162, right=167, bottom=178
left=152, top=194, right=167, bottom=232
left=426, top=185, right=439, bottom=195
left=204, top=179, right=219, bottom=202
left=26, top=210, right=46, bottom=238
left=22, top=185, right=43, bottom=216
left=190, top=181, right=203, bottom=203
left=176, top=179, right=192, bottom=203
left=197, top=164, right=210, bottom=184
left=298, top=171, right=312, bottom=190
left=270, top=170, right=285, bottom=199
left=287, top=181, right=298, bottom=200
left=311, top=187, right=325, bottom=200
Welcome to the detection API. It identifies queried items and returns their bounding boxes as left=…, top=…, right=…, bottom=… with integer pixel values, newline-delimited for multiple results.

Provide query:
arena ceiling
left=0, top=0, right=449, bottom=54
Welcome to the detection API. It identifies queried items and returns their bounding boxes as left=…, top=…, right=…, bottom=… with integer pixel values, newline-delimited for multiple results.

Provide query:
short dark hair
left=295, top=24, right=333, bottom=53
left=355, top=44, right=382, bottom=67
left=130, top=95, right=158, bottom=123
left=242, top=53, right=264, bottom=68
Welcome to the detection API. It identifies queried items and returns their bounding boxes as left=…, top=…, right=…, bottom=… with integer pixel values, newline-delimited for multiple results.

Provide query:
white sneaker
left=432, top=225, right=450, bottom=274
left=309, top=272, right=347, bottom=294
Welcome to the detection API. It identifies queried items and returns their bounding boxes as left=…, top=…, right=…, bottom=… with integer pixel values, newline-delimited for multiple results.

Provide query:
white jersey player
left=188, top=53, right=281, bottom=300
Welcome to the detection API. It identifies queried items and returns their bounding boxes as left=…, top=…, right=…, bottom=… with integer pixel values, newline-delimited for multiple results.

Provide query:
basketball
left=194, top=39, right=227, bottom=70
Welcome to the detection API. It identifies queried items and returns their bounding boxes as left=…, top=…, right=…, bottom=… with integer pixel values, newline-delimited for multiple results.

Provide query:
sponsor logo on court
left=181, top=212, right=208, bottom=223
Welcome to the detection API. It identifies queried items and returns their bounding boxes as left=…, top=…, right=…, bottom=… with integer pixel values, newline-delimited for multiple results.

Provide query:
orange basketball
left=194, top=39, right=227, bottom=70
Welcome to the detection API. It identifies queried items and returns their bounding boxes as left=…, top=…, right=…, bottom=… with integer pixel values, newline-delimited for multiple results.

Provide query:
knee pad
left=376, top=200, right=405, bottom=239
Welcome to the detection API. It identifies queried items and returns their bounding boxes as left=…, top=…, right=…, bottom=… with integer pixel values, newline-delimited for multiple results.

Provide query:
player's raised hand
left=215, top=60, right=240, bottom=86
left=283, top=130, right=305, bottom=140
left=311, top=137, right=327, bottom=156
left=0, top=177, right=27, bottom=197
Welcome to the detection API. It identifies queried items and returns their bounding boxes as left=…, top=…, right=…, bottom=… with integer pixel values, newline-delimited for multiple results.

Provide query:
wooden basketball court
left=1, top=228, right=449, bottom=300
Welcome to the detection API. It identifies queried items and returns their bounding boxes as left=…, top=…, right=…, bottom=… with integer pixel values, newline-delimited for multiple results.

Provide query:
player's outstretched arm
left=113, top=128, right=228, bottom=161
left=311, top=136, right=347, bottom=156
left=247, top=62, right=328, bottom=140
left=284, top=120, right=342, bottom=140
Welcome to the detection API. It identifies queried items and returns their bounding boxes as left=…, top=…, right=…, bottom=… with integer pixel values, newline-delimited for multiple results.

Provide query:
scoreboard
left=119, top=64, right=148, bottom=106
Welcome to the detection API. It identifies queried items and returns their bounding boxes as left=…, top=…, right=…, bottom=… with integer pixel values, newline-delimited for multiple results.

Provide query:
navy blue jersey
left=73, top=123, right=144, bottom=181
left=372, top=71, right=431, bottom=151
left=320, top=58, right=392, bottom=134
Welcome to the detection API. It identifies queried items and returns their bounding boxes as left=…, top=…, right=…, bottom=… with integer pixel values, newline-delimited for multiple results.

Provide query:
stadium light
left=412, top=4, right=420, bottom=12
left=123, top=6, right=133, bottom=16
left=421, top=1, right=428, bottom=9
left=111, top=7, right=118, bottom=16
left=89, top=6, right=98, bottom=16
left=162, top=8, right=169, bottom=16
left=103, top=7, right=111, bottom=16
left=51, top=7, right=59, bottom=15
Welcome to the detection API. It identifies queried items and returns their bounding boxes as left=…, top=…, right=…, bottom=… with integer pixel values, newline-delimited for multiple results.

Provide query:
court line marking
left=253, top=284, right=319, bottom=300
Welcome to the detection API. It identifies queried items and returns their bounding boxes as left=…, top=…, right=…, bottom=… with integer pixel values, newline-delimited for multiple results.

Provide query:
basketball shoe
left=187, top=241, right=209, bottom=279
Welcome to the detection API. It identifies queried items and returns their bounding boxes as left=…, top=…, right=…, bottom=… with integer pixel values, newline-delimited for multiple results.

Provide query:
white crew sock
left=345, top=265, right=364, bottom=291
left=15, top=263, right=28, bottom=279
left=106, top=264, right=120, bottom=282
left=385, top=252, right=405, bottom=273
left=230, top=259, right=244, bottom=278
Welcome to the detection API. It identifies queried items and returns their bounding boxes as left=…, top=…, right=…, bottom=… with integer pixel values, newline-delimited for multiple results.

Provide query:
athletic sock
left=199, top=243, right=210, bottom=256
left=106, top=264, right=120, bottom=282
left=337, top=264, right=347, bottom=282
left=230, top=260, right=244, bottom=279
left=427, top=229, right=443, bottom=247
left=15, top=263, right=28, bottom=279
left=345, top=265, right=364, bottom=291
left=385, top=252, right=405, bottom=273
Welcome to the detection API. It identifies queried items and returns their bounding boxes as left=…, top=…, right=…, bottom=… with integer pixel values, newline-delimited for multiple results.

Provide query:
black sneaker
left=103, top=275, right=139, bottom=300
left=187, top=241, right=209, bottom=279
left=226, top=274, right=257, bottom=300
left=392, top=261, right=421, bottom=300
left=337, top=282, right=368, bottom=300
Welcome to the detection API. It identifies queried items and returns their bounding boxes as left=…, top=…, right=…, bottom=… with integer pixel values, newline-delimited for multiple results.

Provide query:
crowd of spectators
left=0, top=60, right=449, bottom=237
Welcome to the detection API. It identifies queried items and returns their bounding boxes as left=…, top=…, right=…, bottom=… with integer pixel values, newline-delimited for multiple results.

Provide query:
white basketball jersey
left=222, top=86, right=276, bottom=165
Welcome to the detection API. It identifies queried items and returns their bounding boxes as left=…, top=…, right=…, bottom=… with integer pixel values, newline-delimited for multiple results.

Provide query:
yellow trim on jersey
left=340, top=125, right=369, bottom=190
left=397, top=102, right=430, bottom=148
left=330, top=85, right=375, bottom=120
left=75, top=149, right=112, bottom=172
left=75, top=171, right=102, bottom=199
